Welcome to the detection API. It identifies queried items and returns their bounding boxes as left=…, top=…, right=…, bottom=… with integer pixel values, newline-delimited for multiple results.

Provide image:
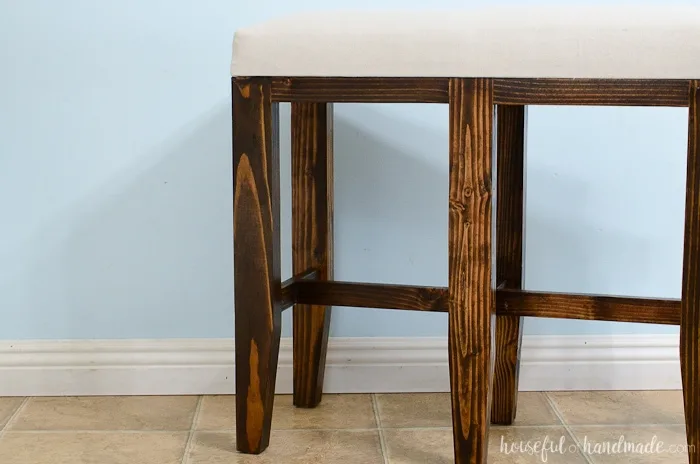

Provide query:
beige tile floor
left=0, top=391, right=690, bottom=463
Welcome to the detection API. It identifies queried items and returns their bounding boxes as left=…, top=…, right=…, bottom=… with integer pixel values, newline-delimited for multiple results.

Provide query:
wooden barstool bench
left=231, top=6, right=700, bottom=463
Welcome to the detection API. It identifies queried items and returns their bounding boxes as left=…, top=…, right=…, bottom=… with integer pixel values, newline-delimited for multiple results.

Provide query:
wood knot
left=235, top=82, right=251, bottom=98
left=313, top=246, right=325, bottom=261
left=479, top=180, right=492, bottom=194
left=448, top=200, right=466, bottom=213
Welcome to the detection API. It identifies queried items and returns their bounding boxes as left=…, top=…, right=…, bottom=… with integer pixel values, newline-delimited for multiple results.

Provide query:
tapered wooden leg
left=681, top=79, right=700, bottom=464
left=448, top=78, right=495, bottom=464
left=291, top=102, right=334, bottom=408
left=233, top=77, right=282, bottom=454
left=492, top=105, right=527, bottom=425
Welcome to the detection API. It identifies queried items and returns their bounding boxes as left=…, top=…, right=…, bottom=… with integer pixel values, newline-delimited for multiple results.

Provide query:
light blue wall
left=0, top=0, right=691, bottom=340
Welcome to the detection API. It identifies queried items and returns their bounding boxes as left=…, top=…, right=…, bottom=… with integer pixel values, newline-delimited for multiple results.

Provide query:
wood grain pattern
left=280, top=279, right=296, bottom=311
left=498, top=289, right=680, bottom=325
left=294, top=280, right=447, bottom=312
left=290, top=279, right=681, bottom=326
left=494, top=79, right=690, bottom=107
left=266, top=77, right=690, bottom=106
left=271, top=77, right=449, bottom=103
left=281, top=269, right=318, bottom=311
left=232, top=77, right=282, bottom=454
left=448, top=78, right=495, bottom=464
left=291, top=102, right=334, bottom=408
left=492, top=105, right=526, bottom=426
left=681, top=79, right=700, bottom=464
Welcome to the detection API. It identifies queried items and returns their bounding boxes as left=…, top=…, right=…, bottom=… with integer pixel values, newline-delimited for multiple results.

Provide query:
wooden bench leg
left=291, top=102, right=334, bottom=408
left=682, top=79, right=700, bottom=464
left=492, top=105, right=527, bottom=425
left=448, top=78, right=496, bottom=464
left=233, top=78, right=282, bottom=454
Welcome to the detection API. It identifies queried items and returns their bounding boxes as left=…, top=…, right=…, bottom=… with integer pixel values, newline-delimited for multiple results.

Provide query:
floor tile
left=383, top=426, right=587, bottom=464
left=383, top=428, right=453, bottom=464
left=375, top=393, right=451, bottom=428
left=547, top=391, right=685, bottom=425
left=188, top=430, right=383, bottom=463
left=0, top=432, right=188, bottom=464
left=376, top=392, right=560, bottom=428
left=197, top=395, right=377, bottom=431
left=10, top=396, right=199, bottom=431
left=271, top=394, right=376, bottom=430
left=570, top=425, right=689, bottom=463
left=489, top=426, right=589, bottom=464
left=197, top=396, right=235, bottom=430
left=0, top=398, right=24, bottom=429
left=503, top=392, right=562, bottom=426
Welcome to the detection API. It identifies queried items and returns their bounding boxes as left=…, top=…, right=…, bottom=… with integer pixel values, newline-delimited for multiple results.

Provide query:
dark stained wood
left=492, top=105, right=526, bottom=426
left=294, top=280, right=447, bottom=312
left=232, top=74, right=699, bottom=462
left=271, top=77, right=449, bottom=103
left=232, top=77, right=282, bottom=455
left=448, top=78, right=495, bottom=464
left=291, top=280, right=682, bottom=326
left=280, top=279, right=295, bottom=311
left=280, top=269, right=319, bottom=311
left=681, top=79, right=700, bottom=464
left=291, top=102, right=334, bottom=408
left=494, top=79, right=690, bottom=107
left=498, top=289, right=680, bottom=325
left=268, top=77, right=690, bottom=106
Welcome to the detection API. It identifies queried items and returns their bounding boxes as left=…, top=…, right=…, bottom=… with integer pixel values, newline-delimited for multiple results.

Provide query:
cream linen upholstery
left=231, top=5, right=700, bottom=79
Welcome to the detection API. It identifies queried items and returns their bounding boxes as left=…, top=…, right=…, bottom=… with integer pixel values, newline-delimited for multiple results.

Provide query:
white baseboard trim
left=0, top=334, right=681, bottom=396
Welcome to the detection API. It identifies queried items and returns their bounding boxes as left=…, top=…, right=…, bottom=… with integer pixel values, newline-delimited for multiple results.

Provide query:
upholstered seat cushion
left=231, top=6, right=700, bottom=79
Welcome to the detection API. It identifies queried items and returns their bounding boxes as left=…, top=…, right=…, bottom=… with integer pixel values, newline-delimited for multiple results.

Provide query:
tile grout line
left=179, top=395, right=204, bottom=464
left=543, top=392, right=595, bottom=464
left=3, top=424, right=628, bottom=433
left=370, top=394, right=390, bottom=464
left=0, top=397, right=30, bottom=438
left=0, top=427, right=387, bottom=434
left=489, top=424, right=581, bottom=430
left=194, top=426, right=381, bottom=432
left=5, top=429, right=200, bottom=434
left=540, top=422, right=686, bottom=428
left=3, top=424, right=634, bottom=433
